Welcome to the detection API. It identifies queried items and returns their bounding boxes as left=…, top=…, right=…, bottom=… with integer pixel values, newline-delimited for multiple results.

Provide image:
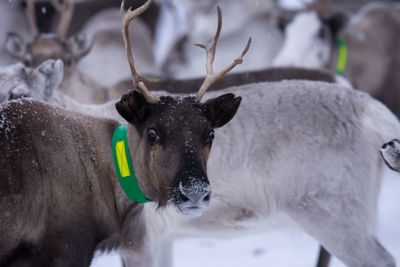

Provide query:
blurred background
left=1, top=0, right=399, bottom=266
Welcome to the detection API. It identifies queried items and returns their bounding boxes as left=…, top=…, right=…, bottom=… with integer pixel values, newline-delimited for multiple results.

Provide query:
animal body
left=273, top=2, right=400, bottom=117
left=121, top=80, right=400, bottom=267
left=0, top=60, right=63, bottom=103
left=0, top=1, right=248, bottom=266
left=5, top=0, right=109, bottom=104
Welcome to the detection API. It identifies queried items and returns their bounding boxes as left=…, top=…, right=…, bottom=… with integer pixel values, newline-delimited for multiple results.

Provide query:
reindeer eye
left=205, top=130, right=215, bottom=144
left=147, top=129, right=160, bottom=143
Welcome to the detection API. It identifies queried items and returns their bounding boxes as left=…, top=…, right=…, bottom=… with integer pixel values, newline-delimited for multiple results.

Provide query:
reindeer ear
left=116, top=90, right=151, bottom=124
left=5, top=32, right=28, bottom=61
left=203, top=93, right=242, bottom=128
left=68, top=32, right=92, bottom=62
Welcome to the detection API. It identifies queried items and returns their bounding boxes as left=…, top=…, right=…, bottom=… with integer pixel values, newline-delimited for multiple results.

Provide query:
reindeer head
left=5, top=0, right=91, bottom=67
left=116, top=0, right=250, bottom=215
left=273, top=1, right=348, bottom=68
left=0, top=59, right=63, bottom=103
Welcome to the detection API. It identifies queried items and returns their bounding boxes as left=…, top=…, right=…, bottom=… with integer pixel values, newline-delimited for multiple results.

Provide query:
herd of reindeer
left=1, top=0, right=400, bottom=266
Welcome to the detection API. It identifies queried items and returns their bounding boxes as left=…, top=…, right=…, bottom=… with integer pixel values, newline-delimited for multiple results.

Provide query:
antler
left=194, top=6, right=252, bottom=101
left=51, top=0, right=75, bottom=39
left=121, top=0, right=158, bottom=104
left=25, top=0, right=39, bottom=37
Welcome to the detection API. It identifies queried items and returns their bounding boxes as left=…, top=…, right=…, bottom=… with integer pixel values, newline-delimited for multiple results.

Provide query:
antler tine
left=51, top=0, right=75, bottom=39
left=121, top=0, right=157, bottom=104
left=26, top=0, right=39, bottom=37
left=195, top=6, right=252, bottom=101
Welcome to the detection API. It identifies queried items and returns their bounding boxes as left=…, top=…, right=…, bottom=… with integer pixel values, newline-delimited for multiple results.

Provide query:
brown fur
left=0, top=89, right=240, bottom=265
left=0, top=99, right=122, bottom=266
left=111, top=67, right=336, bottom=97
left=328, top=2, right=400, bottom=117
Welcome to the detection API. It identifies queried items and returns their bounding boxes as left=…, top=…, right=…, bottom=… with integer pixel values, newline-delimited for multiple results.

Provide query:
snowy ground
left=91, top=168, right=400, bottom=267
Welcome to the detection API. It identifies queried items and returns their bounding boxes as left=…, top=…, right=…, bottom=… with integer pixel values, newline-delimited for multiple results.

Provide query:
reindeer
left=110, top=66, right=339, bottom=99
left=121, top=84, right=400, bottom=267
left=5, top=0, right=109, bottom=104
left=2, top=3, right=397, bottom=266
left=0, top=0, right=248, bottom=266
left=0, top=60, right=63, bottom=103
left=107, top=4, right=400, bottom=267
left=272, top=1, right=400, bottom=118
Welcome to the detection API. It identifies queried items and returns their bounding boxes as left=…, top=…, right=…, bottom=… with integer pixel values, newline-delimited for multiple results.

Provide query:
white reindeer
left=272, top=2, right=400, bottom=117
left=2, top=2, right=399, bottom=266
left=0, top=60, right=63, bottom=103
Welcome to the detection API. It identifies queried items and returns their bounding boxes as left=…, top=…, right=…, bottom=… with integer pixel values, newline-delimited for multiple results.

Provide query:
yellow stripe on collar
left=112, top=124, right=149, bottom=204
left=336, top=36, right=348, bottom=75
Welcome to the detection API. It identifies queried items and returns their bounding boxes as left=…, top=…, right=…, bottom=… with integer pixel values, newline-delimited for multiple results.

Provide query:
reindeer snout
left=175, top=180, right=211, bottom=216
left=179, top=181, right=211, bottom=204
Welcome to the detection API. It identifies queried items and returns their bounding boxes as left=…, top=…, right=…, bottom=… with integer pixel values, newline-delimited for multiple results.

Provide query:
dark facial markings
left=116, top=90, right=241, bottom=210
left=144, top=96, right=213, bottom=149
left=142, top=96, right=213, bottom=204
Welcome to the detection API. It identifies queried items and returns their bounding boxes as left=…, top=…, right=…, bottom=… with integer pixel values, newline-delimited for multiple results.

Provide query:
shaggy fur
left=0, top=89, right=240, bottom=266
left=122, top=80, right=400, bottom=267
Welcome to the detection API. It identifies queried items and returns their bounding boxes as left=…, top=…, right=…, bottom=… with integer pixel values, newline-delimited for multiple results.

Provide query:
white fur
left=0, top=60, right=63, bottom=103
left=1, top=62, right=397, bottom=266
left=273, top=12, right=331, bottom=68
left=79, top=8, right=156, bottom=87
left=153, top=0, right=281, bottom=78
left=124, top=81, right=399, bottom=267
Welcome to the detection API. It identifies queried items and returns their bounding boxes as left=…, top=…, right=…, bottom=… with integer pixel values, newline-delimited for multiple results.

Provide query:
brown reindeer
left=5, top=0, right=108, bottom=104
left=0, top=0, right=249, bottom=266
left=112, top=67, right=337, bottom=98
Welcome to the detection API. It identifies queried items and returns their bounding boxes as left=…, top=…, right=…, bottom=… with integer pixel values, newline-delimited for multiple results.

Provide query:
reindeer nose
left=178, top=181, right=211, bottom=205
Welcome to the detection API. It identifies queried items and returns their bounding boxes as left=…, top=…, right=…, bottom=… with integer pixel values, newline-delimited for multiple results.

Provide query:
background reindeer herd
left=0, top=0, right=400, bottom=267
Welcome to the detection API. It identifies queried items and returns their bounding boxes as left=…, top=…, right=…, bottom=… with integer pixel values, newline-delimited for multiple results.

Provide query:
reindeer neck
left=74, top=117, right=145, bottom=249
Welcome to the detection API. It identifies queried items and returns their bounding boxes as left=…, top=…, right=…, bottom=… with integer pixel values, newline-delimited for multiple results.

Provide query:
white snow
left=91, top=169, right=400, bottom=267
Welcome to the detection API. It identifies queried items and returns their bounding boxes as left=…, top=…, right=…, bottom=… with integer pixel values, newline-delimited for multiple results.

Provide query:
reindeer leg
left=316, top=245, right=331, bottom=267
left=286, top=203, right=395, bottom=267
left=120, top=249, right=149, bottom=267
left=1, top=242, right=44, bottom=267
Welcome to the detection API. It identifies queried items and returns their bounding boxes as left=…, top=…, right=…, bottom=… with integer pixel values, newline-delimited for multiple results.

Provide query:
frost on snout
left=173, top=179, right=211, bottom=216
left=171, top=151, right=211, bottom=216
left=380, top=139, right=400, bottom=172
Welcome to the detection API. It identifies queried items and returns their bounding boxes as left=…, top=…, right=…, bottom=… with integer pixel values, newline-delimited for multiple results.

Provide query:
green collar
left=111, top=124, right=149, bottom=204
left=335, top=36, right=348, bottom=75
